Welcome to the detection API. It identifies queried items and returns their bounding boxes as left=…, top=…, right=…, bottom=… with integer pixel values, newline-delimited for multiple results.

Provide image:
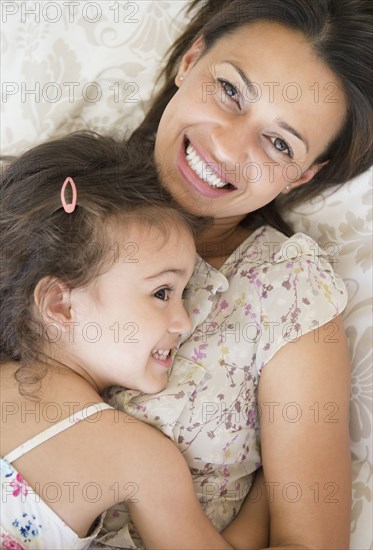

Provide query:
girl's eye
left=218, top=79, right=240, bottom=105
left=272, top=137, right=293, bottom=158
left=153, top=288, right=171, bottom=301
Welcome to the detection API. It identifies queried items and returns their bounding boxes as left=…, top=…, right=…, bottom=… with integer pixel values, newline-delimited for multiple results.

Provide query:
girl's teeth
left=152, top=349, right=170, bottom=360
left=186, top=144, right=228, bottom=189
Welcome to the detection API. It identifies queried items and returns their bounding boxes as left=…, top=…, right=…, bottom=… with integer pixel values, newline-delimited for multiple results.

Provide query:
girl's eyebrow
left=222, top=61, right=309, bottom=153
left=145, top=269, right=186, bottom=280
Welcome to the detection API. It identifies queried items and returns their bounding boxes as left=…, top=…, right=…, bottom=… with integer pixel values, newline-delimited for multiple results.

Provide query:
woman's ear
left=175, top=35, right=205, bottom=87
left=34, top=276, right=72, bottom=326
left=282, top=160, right=329, bottom=193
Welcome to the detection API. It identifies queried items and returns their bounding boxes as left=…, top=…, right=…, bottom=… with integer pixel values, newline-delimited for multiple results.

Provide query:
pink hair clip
left=60, top=177, right=77, bottom=213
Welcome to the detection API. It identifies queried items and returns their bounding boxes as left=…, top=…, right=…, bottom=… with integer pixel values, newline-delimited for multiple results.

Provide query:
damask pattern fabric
left=1, top=2, right=372, bottom=548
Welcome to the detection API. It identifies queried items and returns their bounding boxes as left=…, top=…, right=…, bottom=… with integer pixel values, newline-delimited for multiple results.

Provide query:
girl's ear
left=175, top=35, right=205, bottom=87
left=33, top=276, right=72, bottom=325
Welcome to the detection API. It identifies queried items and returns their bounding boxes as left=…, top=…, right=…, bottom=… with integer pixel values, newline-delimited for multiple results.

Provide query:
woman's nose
left=210, top=122, right=251, bottom=181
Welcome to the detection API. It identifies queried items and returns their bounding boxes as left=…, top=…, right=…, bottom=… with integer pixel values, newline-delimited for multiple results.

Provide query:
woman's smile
left=155, top=21, right=347, bottom=221
left=177, top=136, right=237, bottom=198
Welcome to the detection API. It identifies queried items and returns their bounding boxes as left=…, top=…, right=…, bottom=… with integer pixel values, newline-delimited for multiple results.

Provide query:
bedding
left=1, top=1, right=372, bottom=547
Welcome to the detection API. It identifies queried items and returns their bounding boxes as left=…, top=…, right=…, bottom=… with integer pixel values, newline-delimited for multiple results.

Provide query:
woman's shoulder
left=237, top=226, right=348, bottom=373
left=238, top=225, right=329, bottom=265
left=192, top=224, right=347, bottom=333
left=233, top=225, right=345, bottom=286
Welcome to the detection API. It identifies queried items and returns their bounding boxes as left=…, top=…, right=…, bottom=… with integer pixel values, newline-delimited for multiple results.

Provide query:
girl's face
left=65, top=219, right=196, bottom=394
left=155, top=21, right=347, bottom=222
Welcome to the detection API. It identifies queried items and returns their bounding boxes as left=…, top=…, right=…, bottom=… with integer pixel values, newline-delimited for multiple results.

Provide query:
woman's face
left=155, top=21, right=347, bottom=221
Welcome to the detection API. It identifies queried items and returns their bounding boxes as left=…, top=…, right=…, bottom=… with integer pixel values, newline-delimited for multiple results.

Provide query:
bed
left=1, top=1, right=372, bottom=547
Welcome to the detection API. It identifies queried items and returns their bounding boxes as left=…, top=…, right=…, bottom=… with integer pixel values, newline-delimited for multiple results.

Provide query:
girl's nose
left=168, top=302, right=192, bottom=335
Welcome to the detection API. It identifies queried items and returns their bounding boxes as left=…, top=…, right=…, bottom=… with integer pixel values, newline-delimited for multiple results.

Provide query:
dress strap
left=3, top=403, right=113, bottom=464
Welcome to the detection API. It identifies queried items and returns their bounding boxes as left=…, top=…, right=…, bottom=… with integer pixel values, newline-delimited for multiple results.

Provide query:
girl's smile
left=61, top=220, right=196, bottom=394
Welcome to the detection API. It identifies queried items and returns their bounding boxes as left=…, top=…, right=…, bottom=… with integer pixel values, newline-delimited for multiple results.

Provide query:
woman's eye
left=218, top=79, right=239, bottom=104
left=273, top=137, right=292, bottom=158
left=154, top=288, right=170, bottom=301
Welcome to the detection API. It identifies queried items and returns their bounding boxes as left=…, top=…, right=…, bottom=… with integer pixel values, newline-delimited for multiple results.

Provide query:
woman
left=98, top=1, right=373, bottom=548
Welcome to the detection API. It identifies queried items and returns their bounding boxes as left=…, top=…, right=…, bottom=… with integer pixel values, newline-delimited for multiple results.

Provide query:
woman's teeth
left=186, top=143, right=229, bottom=189
left=152, top=349, right=170, bottom=361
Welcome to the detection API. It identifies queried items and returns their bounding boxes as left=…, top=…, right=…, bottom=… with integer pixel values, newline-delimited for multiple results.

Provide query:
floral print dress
left=96, top=226, right=348, bottom=549
left=1, top=404, right=113, bottom=549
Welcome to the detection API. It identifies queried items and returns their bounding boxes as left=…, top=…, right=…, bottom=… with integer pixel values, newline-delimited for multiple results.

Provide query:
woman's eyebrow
left=224, top=61, right=309, bottom=153
left=223, top=60, right=258, bottom=96
left=277, top=121, right=309, bottom=153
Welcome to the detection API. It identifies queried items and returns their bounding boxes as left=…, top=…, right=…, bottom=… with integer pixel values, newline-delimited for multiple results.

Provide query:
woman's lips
left=176, top=137, right=236, bottom=198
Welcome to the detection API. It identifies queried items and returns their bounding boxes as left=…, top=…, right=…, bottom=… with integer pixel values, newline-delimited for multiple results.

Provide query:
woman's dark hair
left=131, top=0, right=373, bottom=236
left=0, top=131, right=206, bottom=398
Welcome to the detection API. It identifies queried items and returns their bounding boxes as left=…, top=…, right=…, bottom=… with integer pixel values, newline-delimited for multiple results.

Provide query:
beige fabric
left=1, top=2, right=371, bottom=547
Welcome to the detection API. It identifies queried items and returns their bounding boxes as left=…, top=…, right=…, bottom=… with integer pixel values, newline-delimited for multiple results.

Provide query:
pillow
left=284, top=171, right=373, bottom=549
left=1, top=0, right=189, bottom=153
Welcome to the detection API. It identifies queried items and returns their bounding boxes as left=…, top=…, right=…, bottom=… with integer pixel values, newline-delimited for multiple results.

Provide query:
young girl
left=0, top=131, right=242, bottom=549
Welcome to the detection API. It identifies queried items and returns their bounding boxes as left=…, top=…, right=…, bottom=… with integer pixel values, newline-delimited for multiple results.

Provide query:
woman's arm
left=223, top=316, right=351, bottom=549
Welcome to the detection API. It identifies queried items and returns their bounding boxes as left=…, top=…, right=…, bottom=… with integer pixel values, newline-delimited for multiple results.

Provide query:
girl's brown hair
left=0, top=131, right=206, bottom=397
left=131, top=0, right=373, bottom=236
